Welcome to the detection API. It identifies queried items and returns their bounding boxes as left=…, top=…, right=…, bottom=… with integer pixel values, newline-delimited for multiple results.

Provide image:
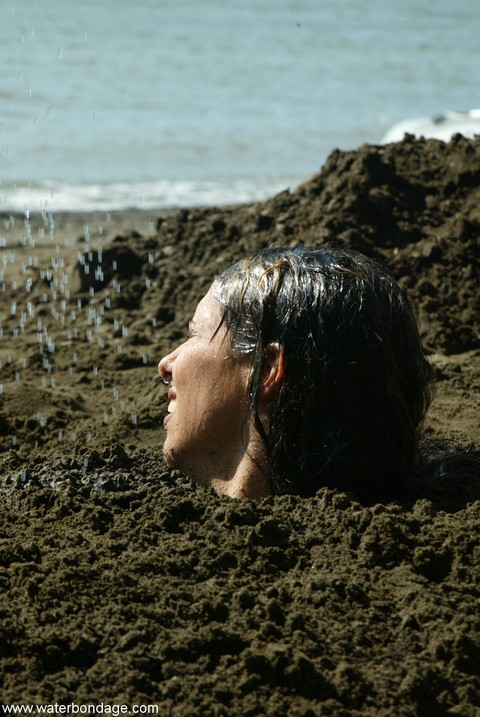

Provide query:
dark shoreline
left=1, top=208, right=167, bottom=248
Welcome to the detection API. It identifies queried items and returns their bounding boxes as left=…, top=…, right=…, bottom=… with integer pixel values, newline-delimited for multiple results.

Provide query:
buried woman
left=158, top=244, right=478, bottom=502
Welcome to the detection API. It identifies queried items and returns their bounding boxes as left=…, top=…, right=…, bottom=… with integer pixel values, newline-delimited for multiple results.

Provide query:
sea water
left=1, top=0, right=479, bottom=212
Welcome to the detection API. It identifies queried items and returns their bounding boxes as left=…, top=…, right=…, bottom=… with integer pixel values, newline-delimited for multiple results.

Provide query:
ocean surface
left=1, top=0, right=479, bottom=212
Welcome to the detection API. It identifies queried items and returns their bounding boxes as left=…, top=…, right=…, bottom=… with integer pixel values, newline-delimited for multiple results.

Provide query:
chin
left=162, top=443, right=176, bottom=467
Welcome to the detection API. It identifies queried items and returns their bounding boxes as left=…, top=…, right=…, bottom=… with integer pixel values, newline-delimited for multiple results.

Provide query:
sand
left=0, top=135, right=479, bottom=715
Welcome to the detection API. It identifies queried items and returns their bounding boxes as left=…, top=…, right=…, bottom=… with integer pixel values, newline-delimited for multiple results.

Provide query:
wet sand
left=1, top=136, right=480, bottom=715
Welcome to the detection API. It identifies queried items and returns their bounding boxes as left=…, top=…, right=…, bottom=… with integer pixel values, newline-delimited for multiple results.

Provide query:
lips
left=167, top=388, right=177, bottom=412
left=164, top=388, right=177, bottom=427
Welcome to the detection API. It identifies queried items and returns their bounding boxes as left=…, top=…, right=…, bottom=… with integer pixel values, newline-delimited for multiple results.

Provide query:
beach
left=1, top=136, right=480, bottom=714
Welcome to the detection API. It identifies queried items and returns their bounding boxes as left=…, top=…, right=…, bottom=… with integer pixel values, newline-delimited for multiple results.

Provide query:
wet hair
left=213, top=244, right=435, bottom=501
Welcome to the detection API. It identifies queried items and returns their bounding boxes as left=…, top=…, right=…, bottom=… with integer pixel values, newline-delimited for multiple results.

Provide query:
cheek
left=173, top=348, right=205, bottom=390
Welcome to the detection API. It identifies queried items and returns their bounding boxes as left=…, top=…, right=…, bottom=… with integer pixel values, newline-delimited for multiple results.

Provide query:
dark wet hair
left=213, top=244, right=435, bottom=500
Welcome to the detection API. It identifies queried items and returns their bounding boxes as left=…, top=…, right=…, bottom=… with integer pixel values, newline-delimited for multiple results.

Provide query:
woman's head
left=159, top=244, right=434, bottom=501
left=213, top=244, right=434, bottom=500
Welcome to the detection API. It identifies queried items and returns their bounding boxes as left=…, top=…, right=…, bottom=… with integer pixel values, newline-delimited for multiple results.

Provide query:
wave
left=0, top=177, right=299, bottom=213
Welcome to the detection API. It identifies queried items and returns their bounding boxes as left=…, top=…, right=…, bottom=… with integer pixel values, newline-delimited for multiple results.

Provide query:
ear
left=260, top=342, right=285, bottom=400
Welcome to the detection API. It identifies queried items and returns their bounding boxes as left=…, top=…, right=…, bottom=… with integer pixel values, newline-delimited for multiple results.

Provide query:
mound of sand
left=1, top=136, right=479, bottom=715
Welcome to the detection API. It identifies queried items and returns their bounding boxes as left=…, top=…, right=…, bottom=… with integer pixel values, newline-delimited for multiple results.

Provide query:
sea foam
left=0, top=177, right=297, bottom=213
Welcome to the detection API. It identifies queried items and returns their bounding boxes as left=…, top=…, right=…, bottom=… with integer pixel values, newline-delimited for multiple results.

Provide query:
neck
left=189, top=430, right=272, bottom=501
left=176, top=416, right=272, bottom=501
left=211, top=457, right=272, bottom=501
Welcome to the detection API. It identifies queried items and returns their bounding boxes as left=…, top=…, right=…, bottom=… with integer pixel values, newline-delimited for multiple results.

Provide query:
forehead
left=192, top=286, right=224, bottom=330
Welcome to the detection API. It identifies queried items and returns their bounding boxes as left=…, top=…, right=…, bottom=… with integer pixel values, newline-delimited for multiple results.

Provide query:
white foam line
left=0, top=178, right=300, bottom=213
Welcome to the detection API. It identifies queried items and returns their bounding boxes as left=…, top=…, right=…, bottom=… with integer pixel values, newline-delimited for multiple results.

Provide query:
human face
left=157, top=286, right=252, bottom=485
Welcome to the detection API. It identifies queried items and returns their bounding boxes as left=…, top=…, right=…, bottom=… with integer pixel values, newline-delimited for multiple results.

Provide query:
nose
left=158, top=352, right=173, bottom=384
